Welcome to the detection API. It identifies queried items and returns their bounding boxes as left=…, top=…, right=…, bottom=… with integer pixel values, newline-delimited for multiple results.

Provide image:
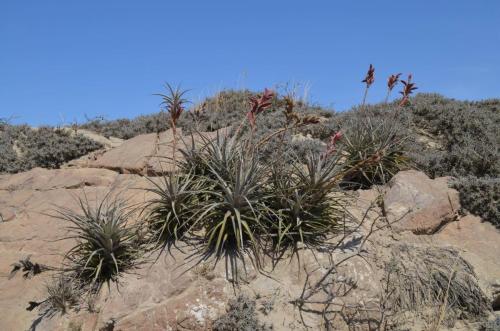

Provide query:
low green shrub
left=78, top=90, right=332, bottom=142
left=80, top=112, right=170, bottom=139
left=451, top=176, right=500, bottom=227
left=407, top=93, right=500, bottom=178
left=17, top=127, right=103, bottom=170
left=0, top=131, right=19, bottom=173
left=0, top=125, right=102, bottom=174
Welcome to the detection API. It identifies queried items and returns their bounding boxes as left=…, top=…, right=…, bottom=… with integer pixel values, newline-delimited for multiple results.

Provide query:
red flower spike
left=387, top=73, right=402, bottom=91
left=399, top=74, right=418, bottom=106
left=331, top=131, right=342, bottom=145
left=247, top=88, right=275, bottom=129
left=362, top=64, right=375, bottom=87
left=325, top=131, right=342, bottom=156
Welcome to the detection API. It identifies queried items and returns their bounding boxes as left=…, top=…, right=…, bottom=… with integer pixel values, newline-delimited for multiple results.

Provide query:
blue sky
left=1, top=1, right=499, bottom=125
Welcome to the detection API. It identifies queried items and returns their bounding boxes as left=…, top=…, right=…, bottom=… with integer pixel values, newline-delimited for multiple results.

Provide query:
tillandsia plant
left=361, top=64, right=375, bottom=109
left=189, top=134, right=271, bottom=263
left=143, top=171, right=203, bottom=251
left=155, top=83, right=190, bottom=167
left=26, top=275, right=82, bottom=317
left=341, top=116, right=409, bottom=188
left=143, top=87, right=346, bottom=271
left=54, top=193, right=144, bottom=291
left=325, top=131, right=343, bottom=156
left=151, top=85, right=192, bottom=249
left=385, top=73, right=402, bottom=103
left=267, top=148, right=346, bottom=255
left=155, top=83, right=188, bottom=135
left=177, top=133, right=210, bottom=175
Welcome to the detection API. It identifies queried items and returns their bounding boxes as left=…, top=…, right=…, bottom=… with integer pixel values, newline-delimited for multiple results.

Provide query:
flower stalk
left=361, top=64, right=375, bottom=110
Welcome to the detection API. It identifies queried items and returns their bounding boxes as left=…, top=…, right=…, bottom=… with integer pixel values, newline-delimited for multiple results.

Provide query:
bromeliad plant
left=188, top=134, right=271, bottom=262
left=26, top=276, right=82, bottom=317
left=144, top=75, right=415, bottom=274
left=144, top=84, right=202, bottom=252
left=54, top=193, right=144, bottom=291
left=144, top=87, right=345, bottom=269
left=267, top=148, right=347, bottom=256
left=155, top=83, right=190, bottom=170
left=246, top=88, right=275, bottom=131
left=143, top=172, right=202, bottom=250
left=155, top=83, right=188, bottom=136
left=341, top=116, right=409, bottom=188
left=15, top=192, right=145, bottom=321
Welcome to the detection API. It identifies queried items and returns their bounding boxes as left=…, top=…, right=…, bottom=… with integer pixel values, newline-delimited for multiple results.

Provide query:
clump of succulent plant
left=54, top=193, right=144, bottom=290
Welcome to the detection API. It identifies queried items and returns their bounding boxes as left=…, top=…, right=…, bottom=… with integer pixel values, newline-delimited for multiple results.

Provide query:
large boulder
left=88, top=130, right=170, bottom=175
left=383, top=170, right=460, bottom=234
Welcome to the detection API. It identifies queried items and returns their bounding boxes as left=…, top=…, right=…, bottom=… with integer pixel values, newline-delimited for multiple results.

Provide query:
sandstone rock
left=383, top=170, right=460, bottom=234
left=0, top=208, right=15, bottom=222
left=89, top=131, right=163, bottom=174
left=0, top=170, right=385, bottom=331
left=86, top=128, right=196, bottom=175
left=86, top=128, right=228, bottom=176
left=146, top=129, right=185, bottom=175
left=1, top=162, right=498, bottom=330
left=0, top=169, right=154, bottom=331
left=434, top=215, right=500, bottom=305
left=0, top=167, right=119, bottom=191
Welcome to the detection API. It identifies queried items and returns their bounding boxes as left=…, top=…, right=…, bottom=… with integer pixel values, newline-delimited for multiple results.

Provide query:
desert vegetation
left=0, top=123, right=102, bottom=173
left=6, top=79, right=496, bottom=226
left=4, top=65, right=499, bottom=330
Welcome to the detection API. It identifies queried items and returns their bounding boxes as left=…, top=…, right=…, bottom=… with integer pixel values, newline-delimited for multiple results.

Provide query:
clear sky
left=1, top=1, right=499, bottom=125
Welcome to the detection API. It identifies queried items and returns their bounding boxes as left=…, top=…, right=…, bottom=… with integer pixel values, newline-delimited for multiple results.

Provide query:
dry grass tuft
left=386, top=244, right=490, bottom=327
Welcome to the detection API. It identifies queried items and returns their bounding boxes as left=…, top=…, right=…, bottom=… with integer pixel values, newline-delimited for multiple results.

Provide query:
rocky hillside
left=0, top=91, right=499, bottom=330
left=3, top=92, right=498, bottom=226
left=0, top=132, right=499, bottom=330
